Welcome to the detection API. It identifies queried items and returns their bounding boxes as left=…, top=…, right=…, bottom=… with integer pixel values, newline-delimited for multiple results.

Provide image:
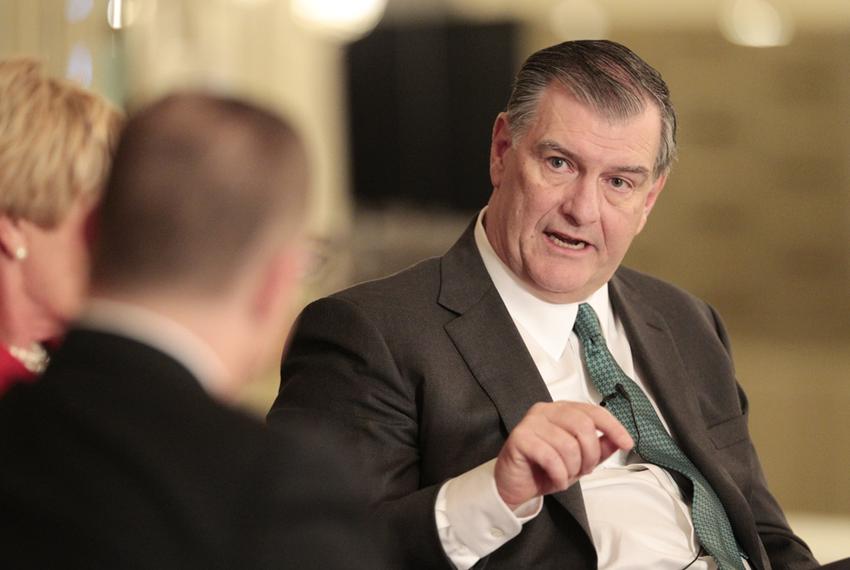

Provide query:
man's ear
left=635, top=172, right=668, bottom=235
left=489, top=113, right=513, bottom=190
left=0, top=215, right=26, bottom=260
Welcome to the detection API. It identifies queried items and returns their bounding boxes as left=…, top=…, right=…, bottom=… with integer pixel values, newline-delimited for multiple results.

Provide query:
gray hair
left=506, top=40, right=677, bottom=179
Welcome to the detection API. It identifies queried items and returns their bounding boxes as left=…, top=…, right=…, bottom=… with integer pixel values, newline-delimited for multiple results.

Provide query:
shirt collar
left=474, top=208, right=615, bottom=360
left=77, top=298, right=230, bottom=398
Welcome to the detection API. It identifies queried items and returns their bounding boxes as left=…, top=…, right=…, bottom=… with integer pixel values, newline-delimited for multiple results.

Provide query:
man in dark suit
left=0, top=93, right=377, bottom=568
left=269, top=41, right=818, bottom=569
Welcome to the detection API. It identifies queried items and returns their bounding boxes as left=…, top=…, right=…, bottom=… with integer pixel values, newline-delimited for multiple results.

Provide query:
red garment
left=0, top=344, right=37, bottom=396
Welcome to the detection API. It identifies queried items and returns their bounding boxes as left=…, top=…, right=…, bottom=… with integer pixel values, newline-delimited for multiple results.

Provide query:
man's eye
left=610, top=177, right=630, bottom=190
left=548, top=157, right=567, bottom=169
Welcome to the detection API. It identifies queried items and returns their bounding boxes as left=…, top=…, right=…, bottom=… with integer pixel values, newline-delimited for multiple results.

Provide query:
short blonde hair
left=0, top=58, right=122, bottom=228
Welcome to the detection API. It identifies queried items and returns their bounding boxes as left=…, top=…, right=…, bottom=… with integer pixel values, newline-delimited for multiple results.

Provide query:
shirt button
left=490, top=527, right=505, bottom=538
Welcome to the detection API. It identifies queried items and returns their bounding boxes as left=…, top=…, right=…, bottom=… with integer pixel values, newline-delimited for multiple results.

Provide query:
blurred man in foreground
left=0, top=93, right=376, bottom=569
left=270, top=40, right=817, bottom=569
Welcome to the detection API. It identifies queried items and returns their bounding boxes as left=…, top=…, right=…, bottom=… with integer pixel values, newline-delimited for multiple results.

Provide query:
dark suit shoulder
left=615, top=265, right=707, bottom=306
left=294, top=257, right=452, bottom=347
left=614, top=265, right=718, bottom=327
left=333, top=256, right=442, bottom=307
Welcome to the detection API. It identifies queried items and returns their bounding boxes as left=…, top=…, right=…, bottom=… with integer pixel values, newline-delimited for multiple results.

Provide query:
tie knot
left=574, top=303, right=604, bottom=344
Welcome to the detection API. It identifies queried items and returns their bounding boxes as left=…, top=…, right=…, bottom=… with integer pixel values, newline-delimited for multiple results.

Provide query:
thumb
left=598, top=433, right=632, bottom=463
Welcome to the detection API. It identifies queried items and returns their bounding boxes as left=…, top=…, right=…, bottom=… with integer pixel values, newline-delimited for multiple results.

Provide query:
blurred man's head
left=92, top=93, right=310, bottom=389
left=93, top=93, right=308, bottom=293
left=486, top=40, right=675, bottom=304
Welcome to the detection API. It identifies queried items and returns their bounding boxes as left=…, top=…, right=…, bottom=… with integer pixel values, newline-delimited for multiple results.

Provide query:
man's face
left=485, top=84, right=667, bottom=303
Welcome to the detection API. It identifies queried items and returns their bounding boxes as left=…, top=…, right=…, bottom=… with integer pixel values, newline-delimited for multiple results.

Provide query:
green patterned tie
left=574, top=303, right=745, bottom=570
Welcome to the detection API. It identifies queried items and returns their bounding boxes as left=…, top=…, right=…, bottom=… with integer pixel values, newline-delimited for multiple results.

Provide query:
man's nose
left=560, top=177, right=600, bottom=226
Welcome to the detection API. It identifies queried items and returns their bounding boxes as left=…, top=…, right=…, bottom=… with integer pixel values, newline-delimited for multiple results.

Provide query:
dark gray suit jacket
left=269, top=221, right=816, bottom=569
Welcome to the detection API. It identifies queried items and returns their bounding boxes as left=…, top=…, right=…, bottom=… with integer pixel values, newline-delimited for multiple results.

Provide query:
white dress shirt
left=434, top=209, right=733, bottom=570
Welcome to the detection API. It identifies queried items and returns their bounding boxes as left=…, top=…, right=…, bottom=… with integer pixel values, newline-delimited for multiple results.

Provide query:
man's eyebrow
left=614, top=165, right=651, bottom=177
left=535, top=140, right=651, bottom=177
left=535, top=140, right=576, bottom=160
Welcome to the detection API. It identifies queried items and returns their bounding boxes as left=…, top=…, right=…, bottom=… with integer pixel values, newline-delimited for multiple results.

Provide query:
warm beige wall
left=0, top=0, right=123, bottom=101
left=614, top=31, right=850, bottom=339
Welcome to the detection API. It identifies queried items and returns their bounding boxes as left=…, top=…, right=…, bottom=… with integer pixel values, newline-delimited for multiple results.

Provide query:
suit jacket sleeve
left=268, top=296, right=454, bottom=569
left=707, top=304, right=817, bottom=570
left=253, top=412, right=390, bottom=569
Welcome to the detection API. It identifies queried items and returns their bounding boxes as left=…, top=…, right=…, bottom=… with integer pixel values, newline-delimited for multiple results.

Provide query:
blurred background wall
left=1, top=0, right=848, bottom=561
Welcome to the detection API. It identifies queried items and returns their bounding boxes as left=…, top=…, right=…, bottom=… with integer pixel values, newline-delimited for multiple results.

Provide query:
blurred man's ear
left=238, top=242, right=305, bottom=384
left=251, top=244, right=305, bottom=323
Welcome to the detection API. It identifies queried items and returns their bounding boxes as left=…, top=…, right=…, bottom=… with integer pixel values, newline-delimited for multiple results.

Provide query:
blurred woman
left=0, top=58, right=122, bottom=393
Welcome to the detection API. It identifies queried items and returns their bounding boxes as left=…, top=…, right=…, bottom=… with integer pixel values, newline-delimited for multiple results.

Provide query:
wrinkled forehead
left=527, top=85, right=663, bottom=168
left=530, top=82, right=662, bottom=135
left=526, top=83, right=664, bottom=166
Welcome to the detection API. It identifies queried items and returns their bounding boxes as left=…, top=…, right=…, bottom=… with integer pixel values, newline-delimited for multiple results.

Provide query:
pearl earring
left=13, top=246, right=27, bottom=261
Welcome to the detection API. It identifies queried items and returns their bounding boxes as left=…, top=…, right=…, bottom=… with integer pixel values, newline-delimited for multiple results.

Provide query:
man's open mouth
left=545, top=231, right=589, bottom=250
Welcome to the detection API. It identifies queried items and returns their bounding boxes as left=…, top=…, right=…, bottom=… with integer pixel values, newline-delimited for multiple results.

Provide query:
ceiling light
left=66, top=0, right=94, bottom=23
left=66, top=43, right=93, bottom=87
left=107, top=0, right=155, bottom=30
left=291, top=0, right=387, bottom=42
left=719, top=0, right=794, bottom=48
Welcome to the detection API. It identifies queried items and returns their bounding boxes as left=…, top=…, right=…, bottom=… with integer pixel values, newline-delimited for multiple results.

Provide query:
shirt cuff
left=435, top=458, right=543, bottom=569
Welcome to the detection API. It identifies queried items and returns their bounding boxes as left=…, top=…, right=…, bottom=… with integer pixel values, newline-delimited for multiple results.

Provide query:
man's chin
left=524, top=278, right=595, bottom=304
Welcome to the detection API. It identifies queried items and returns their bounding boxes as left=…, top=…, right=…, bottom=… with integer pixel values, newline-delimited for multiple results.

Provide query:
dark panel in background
left=346, top=21, right=517, bottom=210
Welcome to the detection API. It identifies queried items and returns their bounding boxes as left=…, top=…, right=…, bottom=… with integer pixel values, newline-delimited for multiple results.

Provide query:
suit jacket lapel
left=610, top=272, right=764, bottom=569
left=438, top=219, right=594, bottom=542
left=609, top=274, right=707, bottom=461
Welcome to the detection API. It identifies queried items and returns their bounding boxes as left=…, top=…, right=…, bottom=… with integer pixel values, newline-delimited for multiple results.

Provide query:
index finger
left=580, top=404, right=634, bottom=452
